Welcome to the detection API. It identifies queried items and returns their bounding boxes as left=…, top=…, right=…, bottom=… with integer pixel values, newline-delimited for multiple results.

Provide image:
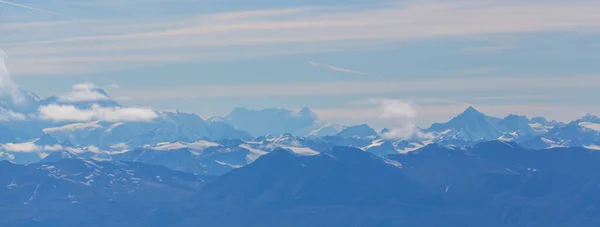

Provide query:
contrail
left=0, top=0, right=79, bottom=20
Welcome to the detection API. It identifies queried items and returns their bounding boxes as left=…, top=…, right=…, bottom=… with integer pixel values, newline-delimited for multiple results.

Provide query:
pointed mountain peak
left=503, top=114, right=528, bottom=121
left=506, top=113, right=519, bottom=118
left=380, top=128, right=390, bottom=134
left=296, top=106, right=318, bottom=119
left=462, top=106, right=482, bottom=115
left=299, top=106, right=312, bottom=113
left=453, top=106, right=486, bottom=121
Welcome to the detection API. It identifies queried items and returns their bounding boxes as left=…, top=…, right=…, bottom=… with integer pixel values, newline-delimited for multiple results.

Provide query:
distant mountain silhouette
left=219, top=107, right=319, bottom=136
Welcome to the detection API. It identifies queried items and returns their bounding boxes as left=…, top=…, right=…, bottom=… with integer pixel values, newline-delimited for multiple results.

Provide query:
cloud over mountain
left=59, top=83, right=111, bottom=102
left=38, top=104, right=158, bottom=122
left=376, top=99, right=430, bottom=140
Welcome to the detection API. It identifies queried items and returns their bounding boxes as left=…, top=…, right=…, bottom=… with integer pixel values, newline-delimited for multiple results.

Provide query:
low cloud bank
left=39, top=104, right=158, bottom=122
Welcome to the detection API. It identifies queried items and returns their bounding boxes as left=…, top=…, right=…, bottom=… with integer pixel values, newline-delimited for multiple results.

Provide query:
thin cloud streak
left=4, top=1, right=600, bottom=74
left=0, top=0, right=80, bottom=20
left=309, top=61, right=368, bottom=75
left=111, top=74, right=600, bottom=101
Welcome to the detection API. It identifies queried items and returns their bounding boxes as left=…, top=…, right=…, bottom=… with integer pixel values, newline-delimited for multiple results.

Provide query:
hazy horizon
left=2, top=0, right=600, bottom=128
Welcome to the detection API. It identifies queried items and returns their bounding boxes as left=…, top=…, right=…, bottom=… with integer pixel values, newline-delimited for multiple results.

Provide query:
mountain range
left=3, top=143, right=600, bottom=226
left=0, top=81, right=597, bottom=171
left=0, top=81, right=599, bottom=225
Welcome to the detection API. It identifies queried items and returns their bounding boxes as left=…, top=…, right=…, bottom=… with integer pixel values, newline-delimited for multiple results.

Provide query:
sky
left=1, top=0, right=600, bottom=128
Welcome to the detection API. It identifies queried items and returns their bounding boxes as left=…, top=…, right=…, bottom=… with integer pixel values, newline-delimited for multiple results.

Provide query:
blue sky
left=1, top=0, right=600, bottom=128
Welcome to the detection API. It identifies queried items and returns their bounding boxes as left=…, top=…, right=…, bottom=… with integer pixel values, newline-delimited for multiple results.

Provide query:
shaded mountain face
left=0, top=159, right=208, bottom=227
left=387, top=141, right=600, bottom=227
left=113, top=145, right=254, bottom=176
left=142, top=143, right=600, bottom=227
left=158, top=146, right=444, bottom=227
left=221, top=107, right=318, bottom=137
left=205, top=120, right=253, bottom=140
left=337, top=124, right=379, bottom=139
left=197, top=146, right=427, bottom=206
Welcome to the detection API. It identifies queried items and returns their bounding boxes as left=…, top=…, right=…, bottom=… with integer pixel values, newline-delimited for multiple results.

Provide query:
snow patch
left=396, top=141, right=432, bottom=154
left=44, top=121, right=102, bottom=133
left=529, top=123, right=548, bottom=132
left=7, top=178, right=16, bottom=189
left=363, top=139, right=384, bottom=150
left=541, top=137, right=556, bottom=144
left=280, top=146, right=319, bottom=156
left=24, top=184, right=41, bottom=205
left=584, top=145, right=600, bottom=150
left=149, top=140, right=219, bottom=153
left=214, top=160, right=242, bottom=168
left=382, top=157, right=402, bottom=168
left=239, top=144, right=268, bottom=163
left=105, top=122, right=124, bottom=132
left=579, top=122, right=600, bottom=131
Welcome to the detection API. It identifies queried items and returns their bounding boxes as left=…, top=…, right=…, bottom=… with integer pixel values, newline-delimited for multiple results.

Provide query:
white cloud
left=309, top=61, right=368, bottom=75
left=378, top=99, right=417, bottom=119
left=43, top=144, right=66, bottom=151
left=109, top=143, right=129, bottom=150
left=59, top=83, right=111, bottom=102
left=39, top=104, right=158, bottom=122
left=0, top=141, right=67, bottom=153
left=0, top=142, right=100, bottom=154
left=382, top=123, right=433, bottom=140
left=1, top=142, right=39, bottom=152
left=373, top=99, right=430, bottom=140
left=72, top=83, right=96, bottom=90
left=0, top=49, right=31, bottom=106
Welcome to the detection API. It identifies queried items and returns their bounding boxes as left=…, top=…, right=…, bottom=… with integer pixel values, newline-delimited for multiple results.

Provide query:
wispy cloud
left=453, top=67, right=503, bottom=75
left=458, top=45, right=515, bottom=54
left=4, top=1, right=600, bottom=75
left=473, top=94, right=547, bottom=101
left=0, top=0, right=80, bottom=20
left=309, top=61, right=368, bottom=75
left=110, top=74, right=600, bottom=100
